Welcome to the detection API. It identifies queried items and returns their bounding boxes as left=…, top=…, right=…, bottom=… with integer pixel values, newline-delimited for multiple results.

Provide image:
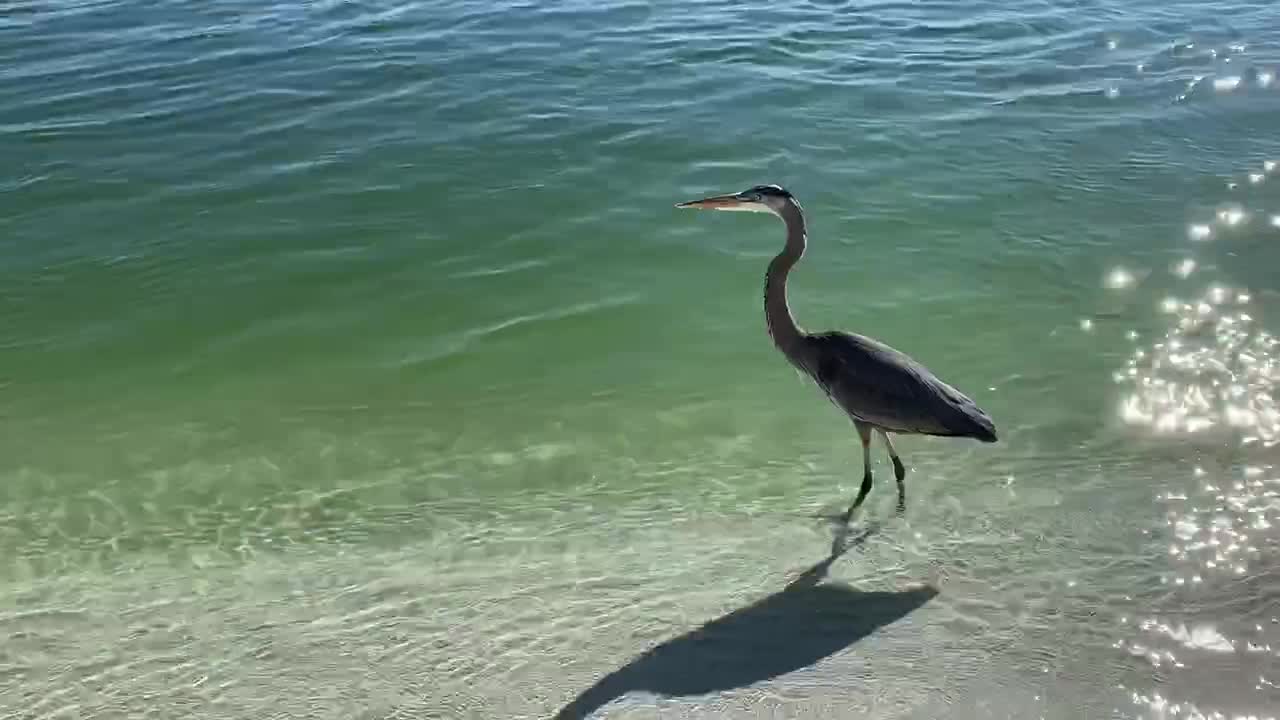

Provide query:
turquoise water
left=3, top=0, right=1280, bottom=717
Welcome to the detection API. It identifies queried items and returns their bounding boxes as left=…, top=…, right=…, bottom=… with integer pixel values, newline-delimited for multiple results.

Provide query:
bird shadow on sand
left=552, top=522, right=939, bottom=719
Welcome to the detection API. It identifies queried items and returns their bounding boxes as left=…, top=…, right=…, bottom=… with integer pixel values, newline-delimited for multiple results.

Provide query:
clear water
left=2, top=0, right=1280, bottom=717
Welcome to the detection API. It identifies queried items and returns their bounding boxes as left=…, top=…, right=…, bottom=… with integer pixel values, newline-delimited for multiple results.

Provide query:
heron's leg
left=879, top=431, right=907, bottom=514
left=840, top=422, right=874, bottom=523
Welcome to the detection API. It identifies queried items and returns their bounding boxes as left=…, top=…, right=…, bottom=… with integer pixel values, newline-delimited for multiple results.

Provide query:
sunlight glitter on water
left=1117, top=285, right=1280, bottom=444
left=1213, top=76, right=1243, bottom=92
left=1106, top=267, right=1136, bottom=289
left=1188, top=224, right=1213, bottom=241
left=1129, top=690, right=1278, bottom=720
left=1216, top=205, right=1247, bottom=227
left=1112, top=251, right=1280, bottom=716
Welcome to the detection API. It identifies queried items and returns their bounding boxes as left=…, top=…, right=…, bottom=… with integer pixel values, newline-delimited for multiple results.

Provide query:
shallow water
left=2, top=0, right=1280, bottom=717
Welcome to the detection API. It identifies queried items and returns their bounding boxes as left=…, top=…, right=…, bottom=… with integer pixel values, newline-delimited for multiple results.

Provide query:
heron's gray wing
left=806, top=331, right=996, bottom=440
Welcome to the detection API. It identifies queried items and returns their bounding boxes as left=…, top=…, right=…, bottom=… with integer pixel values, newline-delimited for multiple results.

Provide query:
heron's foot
left=839, top=470, right=874, bottom=524
left=891, top=458, right=907, bottom=515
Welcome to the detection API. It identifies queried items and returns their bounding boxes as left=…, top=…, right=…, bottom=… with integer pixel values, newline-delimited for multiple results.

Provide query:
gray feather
left=803, top=331, right=997, bottom=442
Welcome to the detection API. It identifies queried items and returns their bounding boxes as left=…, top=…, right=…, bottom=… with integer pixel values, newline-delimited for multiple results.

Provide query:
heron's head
left=676, top=184, right=797, bottom=215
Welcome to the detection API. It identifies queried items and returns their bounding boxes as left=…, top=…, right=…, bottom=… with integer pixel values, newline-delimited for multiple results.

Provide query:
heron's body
left=678, top=184, right=997, bottom=519
left=800, top=330, right=998, bottom=441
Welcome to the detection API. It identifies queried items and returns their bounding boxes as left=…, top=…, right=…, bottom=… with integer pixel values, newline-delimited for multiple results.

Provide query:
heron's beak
left=675, top=193, right=752, bottom=211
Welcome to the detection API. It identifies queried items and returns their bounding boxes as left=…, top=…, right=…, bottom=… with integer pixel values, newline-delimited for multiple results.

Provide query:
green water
left=3, top=0, right=1280, bottom=717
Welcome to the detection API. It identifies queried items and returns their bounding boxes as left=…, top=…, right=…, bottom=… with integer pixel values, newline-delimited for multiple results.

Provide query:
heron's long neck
left=764, top=202, right=807, bottom=356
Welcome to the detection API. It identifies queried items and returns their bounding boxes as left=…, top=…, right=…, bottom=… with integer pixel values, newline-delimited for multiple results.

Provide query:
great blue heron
left=676, top=184, right=998, bottom=521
